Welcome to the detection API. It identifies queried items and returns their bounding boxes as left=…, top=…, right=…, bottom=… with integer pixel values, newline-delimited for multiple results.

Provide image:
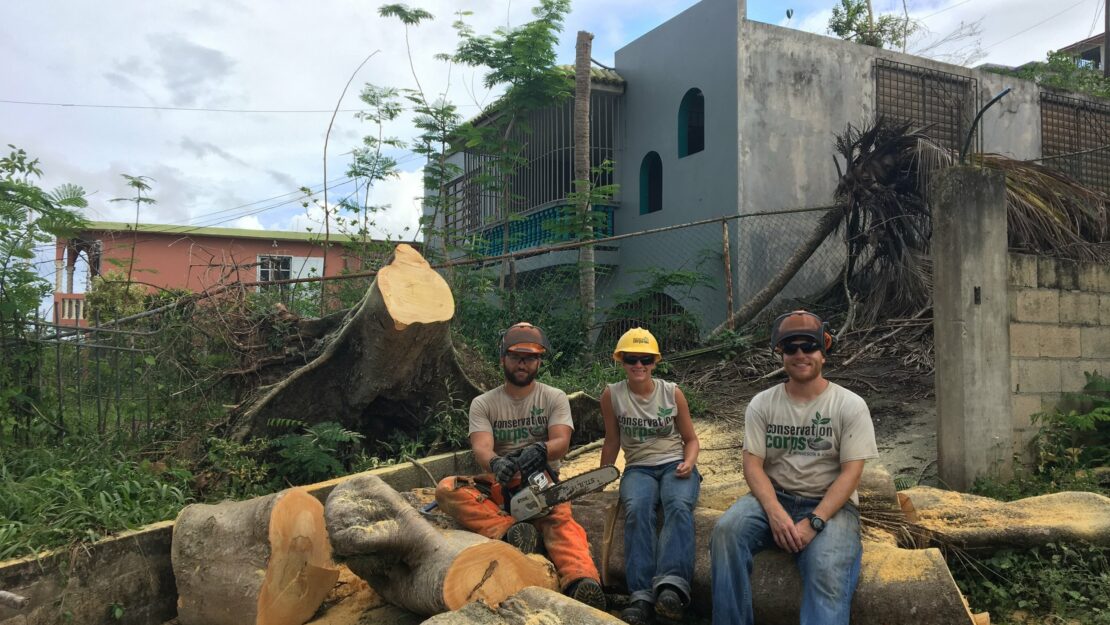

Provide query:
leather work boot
left=620, top=599, right=654, bottom=624
left=503, top=521, right=540, bottom=554
left=654, top=586, right=684, bottom=621
left=567, top=578, right=607, bottom=611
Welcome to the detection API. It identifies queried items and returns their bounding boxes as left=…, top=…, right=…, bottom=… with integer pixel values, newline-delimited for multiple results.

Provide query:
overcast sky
left=4, top=0, right=1103, bottom=247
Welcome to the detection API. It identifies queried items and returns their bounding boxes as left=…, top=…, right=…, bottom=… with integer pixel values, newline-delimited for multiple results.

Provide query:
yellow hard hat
left=613, top=327, right=661, bottom=363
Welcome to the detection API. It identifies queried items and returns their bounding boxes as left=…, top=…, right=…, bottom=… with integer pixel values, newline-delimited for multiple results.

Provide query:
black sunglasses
left=780, top=341, right=821, bottom=355
left=622, top=355, right=656, bottom=366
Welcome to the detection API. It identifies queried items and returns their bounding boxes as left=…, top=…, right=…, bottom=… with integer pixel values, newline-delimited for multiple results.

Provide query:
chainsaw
left=508, top=464, right=620, bottom=521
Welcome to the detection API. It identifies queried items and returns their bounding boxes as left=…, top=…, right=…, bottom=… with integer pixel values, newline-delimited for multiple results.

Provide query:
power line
left=0, top=99, right=368, bottom=114
left=918, top=0, right=976, bottom=23
left=1088, top=0, right=1103, bottom=37
left=982, top=0, right=1089, bottom=52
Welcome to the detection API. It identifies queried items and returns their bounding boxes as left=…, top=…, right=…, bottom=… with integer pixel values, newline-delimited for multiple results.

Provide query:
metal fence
left=1, top=206, right=846, bottom=444
left=443, top=205, right=845, bottom=362
left=1040, top=91, right=1110, bottom=196
left=0, top=307, right=163, bottom=447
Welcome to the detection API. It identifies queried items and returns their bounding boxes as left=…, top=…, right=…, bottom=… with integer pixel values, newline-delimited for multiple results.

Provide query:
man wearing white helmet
left=710, top=310, right=878, bottom=625
left=435, top=322, right=606, bottom=610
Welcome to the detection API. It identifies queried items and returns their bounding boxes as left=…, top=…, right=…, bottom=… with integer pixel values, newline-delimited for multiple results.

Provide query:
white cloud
left=4, top=0, right=1097, bottom=256
left=777, top=0, right=1100, bottom=68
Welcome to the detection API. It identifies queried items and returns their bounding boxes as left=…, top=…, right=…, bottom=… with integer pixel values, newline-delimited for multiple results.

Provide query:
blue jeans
left=619, top=460, right=701, bottom=604
left=709, top=492, right=862, bottom=625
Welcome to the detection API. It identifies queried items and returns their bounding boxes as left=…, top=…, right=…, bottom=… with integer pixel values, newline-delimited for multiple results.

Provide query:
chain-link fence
left=444, top=205, right=845, bottom=365
left=2, top=206, right=847, bottom=445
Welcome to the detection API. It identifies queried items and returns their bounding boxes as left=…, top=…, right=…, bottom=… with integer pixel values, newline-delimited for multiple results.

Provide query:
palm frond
left=47, top=183, right=88, bottom=209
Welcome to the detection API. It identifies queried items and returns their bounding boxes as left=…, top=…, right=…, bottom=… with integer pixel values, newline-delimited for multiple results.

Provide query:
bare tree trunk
left=498, top=117, right=517, bottom=290
left=574, top=31, right=596, bottom=338
left=710, top=208, right=843, bottom=337
left=326, top=474, right=558, bottom=616
left=572, top=490, right=980, bottom=625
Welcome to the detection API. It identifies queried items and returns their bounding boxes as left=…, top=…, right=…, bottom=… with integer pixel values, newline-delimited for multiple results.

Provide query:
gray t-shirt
left=607, top=378, right=685, bottom=468
left=469, top=382, right=575, bottom=468
left=744, top=382, right=878, bottom=506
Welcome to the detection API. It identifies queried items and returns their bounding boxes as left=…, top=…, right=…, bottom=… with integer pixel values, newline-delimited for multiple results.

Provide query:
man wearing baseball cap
left=435, top=322, right=606, bottom=610
left=710, top=310, right=878, bottom=625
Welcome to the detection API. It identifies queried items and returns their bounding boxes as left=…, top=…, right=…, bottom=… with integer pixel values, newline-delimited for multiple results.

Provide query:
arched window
left=639, top=152, right=662, bottom=214
left=678, top=88, right=705, bottom=157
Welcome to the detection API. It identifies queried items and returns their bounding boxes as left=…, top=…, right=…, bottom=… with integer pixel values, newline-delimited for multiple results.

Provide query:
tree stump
left=172, top=488, right=339, bottom=625
left=229, top=243, right=482, bottom=442
left=325, top=473, right=558, bottom=616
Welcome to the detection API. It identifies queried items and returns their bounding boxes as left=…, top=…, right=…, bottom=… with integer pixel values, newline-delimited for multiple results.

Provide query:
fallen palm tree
left=712, top=117, right=1110, bottom=338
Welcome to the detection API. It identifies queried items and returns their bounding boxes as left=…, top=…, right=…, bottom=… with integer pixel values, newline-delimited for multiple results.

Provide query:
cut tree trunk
left=420, top=587, right=622, bottom=625
left=172, top=488, right=339, bottom=625
left=902, top=486, right=1110, bottom=549
left=229, top=244, right=481, bottom=441
left=325, top=473, right=558, bottom=617
left=572, top=491, right=979, bottom=625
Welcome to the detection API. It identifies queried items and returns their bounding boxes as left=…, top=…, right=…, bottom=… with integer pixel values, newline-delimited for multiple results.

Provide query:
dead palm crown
left=714, top=117, right=1110, bottom=338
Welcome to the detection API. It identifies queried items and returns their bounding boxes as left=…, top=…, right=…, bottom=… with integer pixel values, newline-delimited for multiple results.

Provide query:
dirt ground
left=564, top=355, right=940, bottom=493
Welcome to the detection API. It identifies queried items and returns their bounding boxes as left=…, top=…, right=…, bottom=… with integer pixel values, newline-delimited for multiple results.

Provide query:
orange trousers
left=435, top=474, right=600, bottom=589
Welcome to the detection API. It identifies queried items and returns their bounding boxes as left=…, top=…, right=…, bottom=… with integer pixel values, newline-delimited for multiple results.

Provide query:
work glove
left=489, top=455, right=519, bottom=486
left=513, top=442, right=549, bottom=478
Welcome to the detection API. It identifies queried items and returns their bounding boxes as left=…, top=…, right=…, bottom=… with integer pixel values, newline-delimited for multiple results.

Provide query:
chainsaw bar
left=539, top=465, right=620, bottom=508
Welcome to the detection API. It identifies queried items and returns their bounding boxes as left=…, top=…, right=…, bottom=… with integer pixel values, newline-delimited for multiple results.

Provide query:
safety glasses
left=780, top=341, right=821, bottom=355
left=506, top=353, right=541, bottom=365
left=621, top=355, right=656, bottom=366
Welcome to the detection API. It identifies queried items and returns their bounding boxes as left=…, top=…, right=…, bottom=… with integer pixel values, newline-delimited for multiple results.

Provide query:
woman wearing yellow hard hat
left=600, top=327, right=701, bottom=625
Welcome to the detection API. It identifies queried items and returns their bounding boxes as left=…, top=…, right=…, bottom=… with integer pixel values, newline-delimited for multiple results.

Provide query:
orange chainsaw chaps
left=434, top=473, right=600, bottom=589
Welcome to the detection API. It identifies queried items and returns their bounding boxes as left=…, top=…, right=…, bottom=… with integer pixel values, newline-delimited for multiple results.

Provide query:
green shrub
left=271, top=421, right=365, bottom=485
left=952, top=543, right=1110, bottom=624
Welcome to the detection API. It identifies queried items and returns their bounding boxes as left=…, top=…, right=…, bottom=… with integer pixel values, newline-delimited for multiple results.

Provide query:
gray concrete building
left=429, top=0, right=1106, bottom=336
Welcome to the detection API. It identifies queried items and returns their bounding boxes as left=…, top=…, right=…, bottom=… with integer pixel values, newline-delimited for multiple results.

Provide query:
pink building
left=54, top=222, right=383, bottom=326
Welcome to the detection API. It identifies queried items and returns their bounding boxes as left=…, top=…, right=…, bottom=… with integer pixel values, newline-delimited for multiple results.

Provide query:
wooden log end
left=441, top=542, right=558, bottom=611
left=257, top=489, right=341, bottom=625
left=378, top=245, right=454, bottom=328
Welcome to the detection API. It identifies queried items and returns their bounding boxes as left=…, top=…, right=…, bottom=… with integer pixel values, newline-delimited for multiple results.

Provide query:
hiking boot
left=620, top=599, right=654, bottom=624
left=567, top=578, right=607, bottom=611
left=655, top=587, right=685, bottom=621
left=503, top=521, right=540, bottom=554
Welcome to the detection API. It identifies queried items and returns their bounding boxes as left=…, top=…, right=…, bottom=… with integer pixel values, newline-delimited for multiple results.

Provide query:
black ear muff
left=821, top=322, right=834, bottom=354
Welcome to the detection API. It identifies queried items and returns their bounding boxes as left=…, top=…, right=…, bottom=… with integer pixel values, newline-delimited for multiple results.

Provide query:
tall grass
left=0, top=441, right=193, bottom=561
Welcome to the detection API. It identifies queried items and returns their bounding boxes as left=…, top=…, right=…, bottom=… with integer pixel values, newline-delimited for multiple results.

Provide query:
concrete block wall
left=1009, top=253, right=1110, bottom=456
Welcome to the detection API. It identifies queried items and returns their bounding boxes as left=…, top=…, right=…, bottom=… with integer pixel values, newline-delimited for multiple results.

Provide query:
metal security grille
left=874, top=58, right=978, bottom=151
left=1041, top=91, right=1110, bottom=195
left=443, top=90, right=623, bottom=246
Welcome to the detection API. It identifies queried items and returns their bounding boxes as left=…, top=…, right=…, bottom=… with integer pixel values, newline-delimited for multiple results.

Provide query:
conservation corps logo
left=619, top=405, right=674, bottom=442
left=764, top=411, right=834, bottom=455
left=493, top=405, right=548, bottom=443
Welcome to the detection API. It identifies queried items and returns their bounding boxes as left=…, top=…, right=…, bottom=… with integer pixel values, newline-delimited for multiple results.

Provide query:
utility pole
left=1104, top=0, right=1108, bottom=77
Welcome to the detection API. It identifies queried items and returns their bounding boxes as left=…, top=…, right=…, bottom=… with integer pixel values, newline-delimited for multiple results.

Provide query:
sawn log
left=172, top=487, right=339, bottom=625
left=325, top=473, right=558, bottom=616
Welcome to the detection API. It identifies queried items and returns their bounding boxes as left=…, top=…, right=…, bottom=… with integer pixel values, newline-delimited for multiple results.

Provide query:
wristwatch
left=807, top=513, right=826, bottom=532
